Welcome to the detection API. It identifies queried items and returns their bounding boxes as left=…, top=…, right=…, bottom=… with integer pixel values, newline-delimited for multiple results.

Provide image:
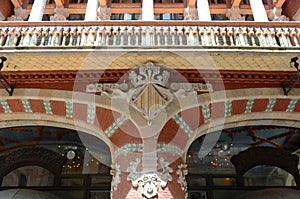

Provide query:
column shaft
left=28, top=0, right=47, bottom=21
left=85, top=0, right=99, bottom=21
left=142, top=0, right=154, bottom=20
left=249, top=0, right=269, bottom=22
left=197, top=0, right=211, bottom=21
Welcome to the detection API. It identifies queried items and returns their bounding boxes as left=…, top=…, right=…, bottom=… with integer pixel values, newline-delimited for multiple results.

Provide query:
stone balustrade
left=0, top=21, right=299, bottom=48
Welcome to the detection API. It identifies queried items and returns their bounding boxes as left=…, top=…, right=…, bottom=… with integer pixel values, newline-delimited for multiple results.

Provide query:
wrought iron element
left=127, top=157, right=173, bottom=198
left=0, top=56, right=14, bottom=96
left=282, top=57, right=300, bottom=96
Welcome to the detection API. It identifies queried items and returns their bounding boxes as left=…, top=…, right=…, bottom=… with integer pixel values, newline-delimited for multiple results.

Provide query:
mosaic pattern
left=173, top=114, right=193, bottom=137
left=202, top=104, right=211, bottom=123
left=286, top=99, right=298, bottom=112
left=245, top=99, right=255, bottom=113
left=225, top=100, right=232, bottom=117
left=21, top=99, right=32, bottom=113
left=266, top=98, right=276, bottom=112
left=0, top=100, right=11, bottom=113
left=104, top=115, right=127, bottom=137
left=66, top=101, right=73, bottom=118
left=114, top=143, right=143, bottom=158
left=157, top=143, right=183, bottom=156
left=43, top=100, right=53, bottom=114
left=87, top=104, right=96, bottom=124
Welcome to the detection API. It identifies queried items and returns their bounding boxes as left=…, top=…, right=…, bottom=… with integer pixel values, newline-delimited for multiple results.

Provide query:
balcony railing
left=0, top=21, right=299, bottom=48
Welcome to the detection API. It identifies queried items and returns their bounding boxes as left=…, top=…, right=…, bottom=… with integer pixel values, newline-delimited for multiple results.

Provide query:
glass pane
left=244, top=165, right=292, bottom=186
left=188, top=192, right=207, bottom=199
left=91, top=176, right=112, bottom=188
left=50, top=191, right=84, bottom=199
left=2, top=166, right=54, bottom=187
left=213, top=190, right=251, bottom=199
left=60, top=178, right=84, bottom=186
left=187, top=177, right=206, bottom=187
left=213, top=178, right=236, bottom=186
left=90, top=191, right=110, bottom=199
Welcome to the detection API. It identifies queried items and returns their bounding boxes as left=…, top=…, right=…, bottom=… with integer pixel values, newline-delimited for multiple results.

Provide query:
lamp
left=0, top=56, right=14, bottom=96
left=282, top=57, right=300, bottom=96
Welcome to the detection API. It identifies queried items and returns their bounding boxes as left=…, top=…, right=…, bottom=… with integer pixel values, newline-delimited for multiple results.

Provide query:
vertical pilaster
left=197, top=0, right=211, bottom=21
left=85, top=0, right=99, bottom=21
left=142, top=0, right=154, bottom=20
left=249, top=0, right=269, bottom=22
left=28, top=0, right=47, bottom=22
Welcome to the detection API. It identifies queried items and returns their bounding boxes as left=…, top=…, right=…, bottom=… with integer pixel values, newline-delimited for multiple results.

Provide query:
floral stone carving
left=127, top=157, right=173, bottom=198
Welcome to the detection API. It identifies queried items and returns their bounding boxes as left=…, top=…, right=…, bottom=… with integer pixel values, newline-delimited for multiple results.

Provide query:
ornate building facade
left=0, top=0, right=299, bottom=199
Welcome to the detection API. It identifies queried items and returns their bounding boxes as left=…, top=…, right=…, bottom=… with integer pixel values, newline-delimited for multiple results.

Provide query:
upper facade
left=0, top=0, right=299, bottom=22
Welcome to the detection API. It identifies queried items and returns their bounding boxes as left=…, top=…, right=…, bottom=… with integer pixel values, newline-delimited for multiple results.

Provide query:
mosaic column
left=142, top=0, right=154, bottom=20
left=28, top=0, right=47, bottom=22
left=197, top=0, right=211, bottom=21
left=85, top=0, right=99, bottom=21
left=249, top=0, right=268, bottom=22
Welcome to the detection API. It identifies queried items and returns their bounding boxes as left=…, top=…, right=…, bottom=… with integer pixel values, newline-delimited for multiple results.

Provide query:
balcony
left=0, top=21, right=299, bottom=49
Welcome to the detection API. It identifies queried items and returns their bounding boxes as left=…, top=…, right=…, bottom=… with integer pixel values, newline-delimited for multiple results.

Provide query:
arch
left=0, top=113, right=115, bottom=164
left=230, top=146, right=300, bottom=186
left=0, top=147, right=65, bottom=186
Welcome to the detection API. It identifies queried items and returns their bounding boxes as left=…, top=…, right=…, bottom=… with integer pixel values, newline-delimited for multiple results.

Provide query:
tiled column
left=28, top=0, right=47, bottom=21
left=142, top=0, right=154, bottom=20
left=249, top=0, right=268, bottom=22
left=197, top=0, right=211, bottom=21
left=85, top=0, right=99, bottom=21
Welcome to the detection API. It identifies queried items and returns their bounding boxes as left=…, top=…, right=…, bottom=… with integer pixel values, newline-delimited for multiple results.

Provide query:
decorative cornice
left=1, top=69, right=299, bottom=92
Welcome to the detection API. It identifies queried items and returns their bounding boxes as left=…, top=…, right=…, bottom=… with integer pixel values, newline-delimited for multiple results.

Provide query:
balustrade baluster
left=178, top=26, right=183, bottom=46
left=105, top=29, right=111, bottom=46
left=112, top=27, right=119, bottom=46
left=127, top=27, right=133, bottom=46
left=283, top=28, right=292, bottom=47
left=163, top=27, right=169, bottom=46
left=227, top=27, right=234, bottom=46
left=213, top=27, right=219, bottom=46
left=134, top=28, right=140, bottom=46
left=249, top=28, right=256, bottom=46
left=220, top=27, right=227, bottom=46
left=198, top=27, right=204, bottom=46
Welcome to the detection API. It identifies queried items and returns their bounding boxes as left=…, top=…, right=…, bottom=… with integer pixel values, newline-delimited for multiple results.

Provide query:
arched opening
left=186, top=125, right=300, bottom=199
left=0, top=125, right=112, bottom=199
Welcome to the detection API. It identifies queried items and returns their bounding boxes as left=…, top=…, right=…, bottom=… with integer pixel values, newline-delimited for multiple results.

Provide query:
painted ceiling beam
left=273, top=0, right=286, bottom=7
left=188, top=0, right=196, bottom=7
left=231, top=0, right=241, bottom=7
left=11, top=0, right=23, bottom=8
left=99, top=0, right=106, bottom=7
left=54, top=0, right=64, bottom=7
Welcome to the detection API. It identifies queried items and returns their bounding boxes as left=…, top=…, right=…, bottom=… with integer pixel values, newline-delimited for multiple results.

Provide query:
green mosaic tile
left=43, top=100, right=52, bottom=114
left=173, top=114, right=193, bottom=137
left=0, top=100, right=11, bottom=113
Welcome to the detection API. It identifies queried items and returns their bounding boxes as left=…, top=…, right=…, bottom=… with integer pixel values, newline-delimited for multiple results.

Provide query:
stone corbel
left=127, top=158, right=173, bottom=199
left=271, top=7, right=289, bottom=21
left=7, top=7, right=28, bottom=21
left=226, top=6, right=245, bottom=21
left=50, top=6, right=69, bottom=21
left=97, top=6, right=111, bottom=20
left=184, top=7, right=198, bottom=20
